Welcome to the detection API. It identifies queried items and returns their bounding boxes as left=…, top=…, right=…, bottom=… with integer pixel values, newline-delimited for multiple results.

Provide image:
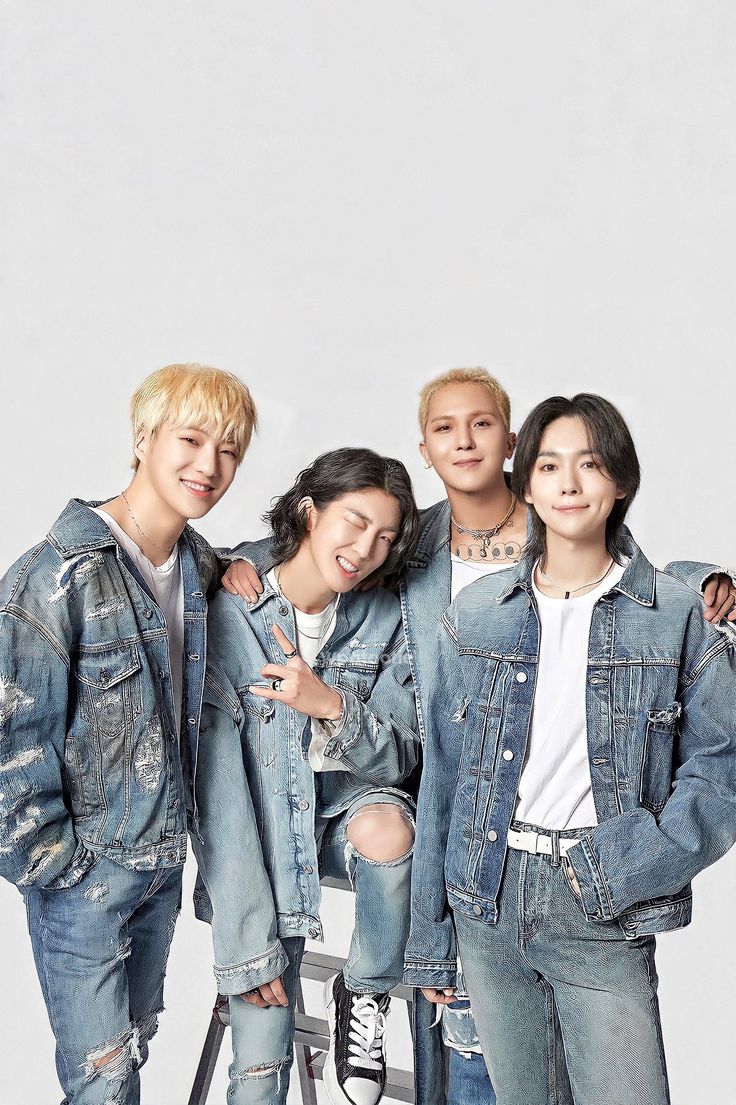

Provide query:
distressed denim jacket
left=404, top=528, right=736, bottom=990
left=192, top=562, right=419, bottom=997
left=0, top=499, right=219, bottom=891
left=401, top=500, right=730, bottom=746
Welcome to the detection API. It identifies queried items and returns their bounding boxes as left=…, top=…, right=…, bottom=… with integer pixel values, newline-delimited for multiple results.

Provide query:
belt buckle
left=525, top=830, right=540, bottom=855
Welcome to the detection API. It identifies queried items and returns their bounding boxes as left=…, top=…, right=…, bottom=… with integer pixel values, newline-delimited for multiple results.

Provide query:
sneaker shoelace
left=346, top=994, right=387, bottom=1071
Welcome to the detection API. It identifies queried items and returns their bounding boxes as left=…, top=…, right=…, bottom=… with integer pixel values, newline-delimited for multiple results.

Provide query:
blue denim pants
left=454, top=828, right=670, bottom=1105
left=25, top=855, right=182, bottom=1105
left=444, top=968, right=496, bottom=1105
left=226, top=790, right=414, bottom=1104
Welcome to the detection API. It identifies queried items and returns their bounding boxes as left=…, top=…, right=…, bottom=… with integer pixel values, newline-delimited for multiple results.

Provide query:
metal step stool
left=188, top=877, right=415, bottom=1104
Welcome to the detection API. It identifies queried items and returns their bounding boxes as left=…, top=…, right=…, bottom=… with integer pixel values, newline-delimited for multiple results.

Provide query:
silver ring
left=283, top=648, right=298, bottom=659
left=271, top=678, right=283, bottom=692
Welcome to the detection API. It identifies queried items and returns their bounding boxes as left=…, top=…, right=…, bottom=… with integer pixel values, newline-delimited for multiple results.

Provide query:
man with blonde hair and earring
left=0, top=364, right=257, bottom=1105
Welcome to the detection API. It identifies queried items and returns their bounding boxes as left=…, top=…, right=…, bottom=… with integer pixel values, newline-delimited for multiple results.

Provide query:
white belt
left=507, top=828, right=580, bottom=856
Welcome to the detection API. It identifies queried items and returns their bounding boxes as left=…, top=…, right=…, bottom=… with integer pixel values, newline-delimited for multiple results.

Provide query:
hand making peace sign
left=248, top=624, right=344, bottom=722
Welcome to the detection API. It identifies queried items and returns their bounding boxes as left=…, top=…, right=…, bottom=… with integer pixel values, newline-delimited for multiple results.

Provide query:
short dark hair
left=511, top=394, right=640, bottom=564
left=266, top=447, right=420, bottom=586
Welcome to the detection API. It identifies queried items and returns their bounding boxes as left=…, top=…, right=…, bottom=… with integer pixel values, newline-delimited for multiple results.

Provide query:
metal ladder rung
left=307, top=1052, right=415, bottom=1103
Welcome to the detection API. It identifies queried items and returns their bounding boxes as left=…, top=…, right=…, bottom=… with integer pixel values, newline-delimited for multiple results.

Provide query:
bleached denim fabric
left=192, top=573, right=419, bottom=996
left=221, top=791, right=413, bottom=1104
left=404, top=529, right=736, bottom=990
left=0, top=497, right=218, bottom=1105
left=26, top=855, right=182, bottom=1105
left=0, top=498, right=219, bottom=891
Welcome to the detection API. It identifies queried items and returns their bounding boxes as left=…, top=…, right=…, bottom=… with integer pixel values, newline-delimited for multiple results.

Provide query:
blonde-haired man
left=0, top=364, right=256, bottom=1105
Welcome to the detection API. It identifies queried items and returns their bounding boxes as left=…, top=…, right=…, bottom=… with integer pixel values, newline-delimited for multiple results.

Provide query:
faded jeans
left=454, top=829, right=670, bottom=1105
left=227, top=791, right=413, bottom=1104
left=444, top=963, right=496, bottom=1105
left=25, top=854, right=182, bottom=1105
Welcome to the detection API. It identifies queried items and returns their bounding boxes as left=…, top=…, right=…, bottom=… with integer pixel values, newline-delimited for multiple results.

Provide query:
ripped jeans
left=227, top=789, right=414, bottom=1104
left=25, top=854, right=182, bottom=1105
left=444, top=962, right=496, bottom=1105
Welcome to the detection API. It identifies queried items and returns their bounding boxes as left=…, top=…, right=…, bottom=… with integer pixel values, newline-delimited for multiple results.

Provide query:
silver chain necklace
left=451, top=493, right=517, bottom=559
left=120, top=489, right=176, bottom=556
left=538, top=558, right=615, bottom=600
left=274, top=565, right=338, bottom=652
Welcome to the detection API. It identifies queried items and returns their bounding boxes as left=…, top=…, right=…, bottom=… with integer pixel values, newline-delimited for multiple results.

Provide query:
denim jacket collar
left=47, top=497, right=211, bottom=579
left=494, top=528, right=656, bottom=608
left=410, top=474, right=517, bottom=571
left=409, top=500, right=451, bottom=569
left=244, top=567, right=373, bottom=648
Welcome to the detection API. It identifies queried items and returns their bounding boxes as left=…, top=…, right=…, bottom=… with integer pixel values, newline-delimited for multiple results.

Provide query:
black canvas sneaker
left=323, top=971, right=390, bottom=1105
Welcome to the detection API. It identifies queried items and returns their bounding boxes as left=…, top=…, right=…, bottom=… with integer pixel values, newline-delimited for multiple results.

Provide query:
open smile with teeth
left=181, top=479, right=214, bottom=494
left=337, top=555, right=359, bottom=575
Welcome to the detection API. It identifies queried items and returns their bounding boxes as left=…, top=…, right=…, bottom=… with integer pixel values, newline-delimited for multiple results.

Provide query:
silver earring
left=424, top=461, right=433, bottom=469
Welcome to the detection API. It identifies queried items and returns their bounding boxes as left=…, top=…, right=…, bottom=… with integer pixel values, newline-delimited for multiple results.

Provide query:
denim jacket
left=0, top=499, right=219, bottom=891
left=401, top=500, right=730, bottom=746
left=192, top=566, right=419, bottom=996
left=404, top=529, right=736, bottom=989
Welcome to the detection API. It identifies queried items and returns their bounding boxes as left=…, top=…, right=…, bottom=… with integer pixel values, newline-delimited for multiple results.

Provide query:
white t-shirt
left=451, top=554, right=516, bottom=602
left=514, top=560, right=627, bottom=831
left=265, top=569, right=340, bottom=772
left=93, top=508, right=184, bottom=736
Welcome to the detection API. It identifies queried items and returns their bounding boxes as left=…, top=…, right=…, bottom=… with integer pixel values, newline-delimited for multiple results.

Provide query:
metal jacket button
left=515, top=671, right=527, bottom=683
left=487, top=830, right=498, bottom=841
left=298, top=800, right=309, bottom=811
left=502, top=749, right=514, bottom=761
left=278, top=605, right=289, bottom=617
left=304, top=864, right=313, bottom=874
left=473, top=904, right=483, bottom=916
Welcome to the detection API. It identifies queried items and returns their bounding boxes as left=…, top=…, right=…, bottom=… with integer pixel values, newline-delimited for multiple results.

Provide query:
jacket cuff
left=696, top=567, right=736, bottom=593
left=214, top=939, right=289, bottom=997
left=323, top=689, right=361, bottom=759
left=565, top=838, right=616, bottom=922
left=404, top=959, right=458, bottom=990
left=20, top=837, right=96, bottom=892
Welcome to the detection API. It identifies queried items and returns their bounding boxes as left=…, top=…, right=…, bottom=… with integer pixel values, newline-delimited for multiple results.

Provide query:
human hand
left=222, top=559, right=264, bottom=603
left=420, top=987, right=457, bottom=1005
left=237, top=975, right=289, bottom=1008
left=703, top=573, right=736, bottom=623
left=248, top=625, right=343, bottom=721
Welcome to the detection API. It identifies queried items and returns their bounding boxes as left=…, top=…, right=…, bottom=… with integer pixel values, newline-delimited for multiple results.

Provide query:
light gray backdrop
left=1, top=3, right=734, bottom=1103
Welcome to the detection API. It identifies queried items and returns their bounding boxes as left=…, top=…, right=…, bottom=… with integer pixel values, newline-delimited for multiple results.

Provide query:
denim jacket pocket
left=239, top=691, right=276, bottom=767
left=639, top=703, right=680, bottom=814
left=77, top=645, right=143, bottom=738
left=336, top=668, right=372, bottom=700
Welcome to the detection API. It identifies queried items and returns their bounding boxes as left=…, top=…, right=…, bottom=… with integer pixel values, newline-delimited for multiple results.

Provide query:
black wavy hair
left=265, top=447, right=420, bottom=587
left=511, top=393, right=640, bottom=565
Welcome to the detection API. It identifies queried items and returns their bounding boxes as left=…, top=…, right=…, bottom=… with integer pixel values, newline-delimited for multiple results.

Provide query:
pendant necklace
left=538, top=558, right=615, bottom=600
left=451, top=493, right=517, bottom=559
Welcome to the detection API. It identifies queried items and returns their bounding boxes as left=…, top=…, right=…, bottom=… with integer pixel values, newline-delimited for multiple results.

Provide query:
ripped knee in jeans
left=345, top=802, right=415, bottom=864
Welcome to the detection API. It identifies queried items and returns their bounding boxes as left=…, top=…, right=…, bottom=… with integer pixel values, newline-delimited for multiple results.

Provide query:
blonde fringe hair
left=418, top=367, right=511, bottom=433
left=130, top=364, right=258, bottom=470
